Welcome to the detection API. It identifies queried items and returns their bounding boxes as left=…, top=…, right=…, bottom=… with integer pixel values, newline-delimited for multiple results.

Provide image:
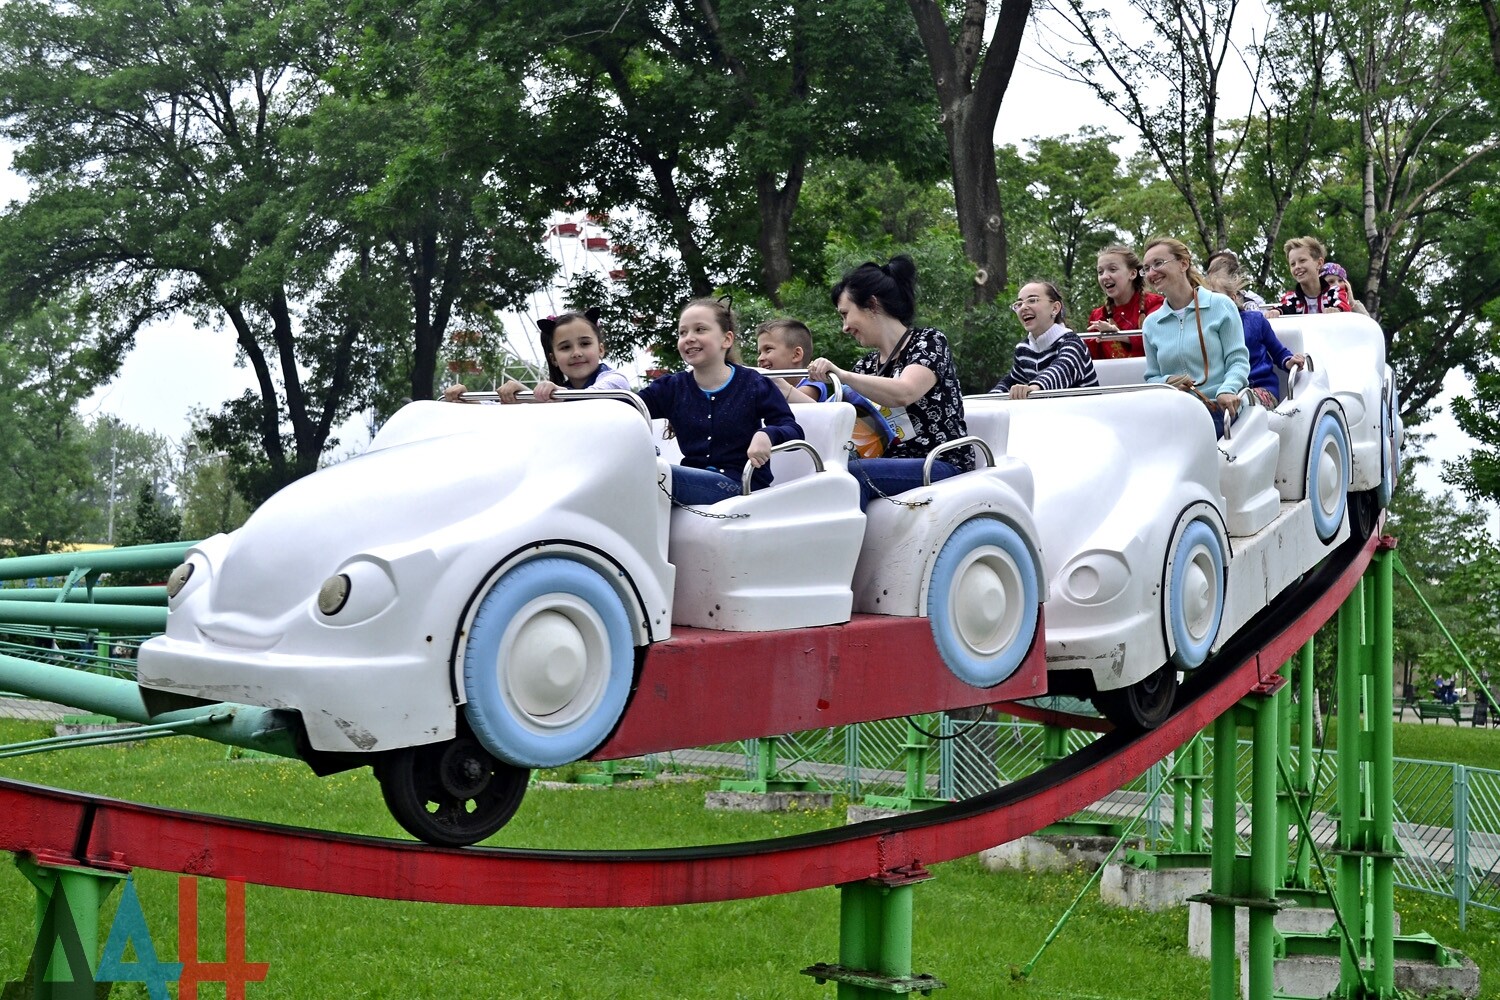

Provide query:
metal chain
left=847, top=443, right=932, bottom=508
left=657, top=472, right=750, bottom=519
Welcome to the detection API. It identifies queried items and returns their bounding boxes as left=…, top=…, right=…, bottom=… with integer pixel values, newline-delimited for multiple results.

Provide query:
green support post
left=1335, top=575, right=1369, bottom=994
left=861, top=717, right=947, bottom=811
left=1247, top=691, right=1283, bottom=1000
left=716, top=736, right=814, bottom=793
left=15, top=853, right=129, bottom=997
left=1294, top=639, right=1316, bottom=889
left=576, top=757, right=645, bottom=786
left=1207, top=708, right=1239, bottom=1000
left=1371, top=548, right=1397, bottom=996
left=1189, top=733, right=1206, bottom=851
left=802, top=866, right=945, bottom=997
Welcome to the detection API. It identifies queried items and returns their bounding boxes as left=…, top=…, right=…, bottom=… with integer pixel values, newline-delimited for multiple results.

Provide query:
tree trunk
left=907, top=0, right=1030, bottom=305
left=756, top=157, right=806, bottom=304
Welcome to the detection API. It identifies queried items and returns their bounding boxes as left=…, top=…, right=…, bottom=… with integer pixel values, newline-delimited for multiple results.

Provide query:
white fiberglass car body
left=974, top=310, right=1396, bottom=726
left=138, top=389, right=1044, bottom=845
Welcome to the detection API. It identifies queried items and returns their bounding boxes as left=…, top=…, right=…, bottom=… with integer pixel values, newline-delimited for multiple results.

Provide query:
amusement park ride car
left=136, top=312, right=1400, bottom=847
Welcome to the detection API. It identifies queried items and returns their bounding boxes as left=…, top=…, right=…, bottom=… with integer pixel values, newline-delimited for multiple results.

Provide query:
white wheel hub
left=1317, top=439, right=1342, bottom=517
left=1182, top=547, right=1217, bottom=642
left=499, top=595, right=610, bottom=728
left=948, top=545, right=1024, bottom=657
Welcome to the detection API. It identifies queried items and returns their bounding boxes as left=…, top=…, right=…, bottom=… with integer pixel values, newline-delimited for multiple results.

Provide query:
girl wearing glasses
left=806, top=255, right=971, bottom=510
left=1140, top=238, right=1250, bottom=437
left=992, top=281, right=1099, bottom=399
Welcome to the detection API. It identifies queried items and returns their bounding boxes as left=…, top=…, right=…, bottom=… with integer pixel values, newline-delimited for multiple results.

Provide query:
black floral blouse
left=850, top=327, right=973, bottom=471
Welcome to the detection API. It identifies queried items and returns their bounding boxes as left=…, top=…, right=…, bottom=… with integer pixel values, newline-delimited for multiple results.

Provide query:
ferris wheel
left=449, top=212, right=631, bottom=387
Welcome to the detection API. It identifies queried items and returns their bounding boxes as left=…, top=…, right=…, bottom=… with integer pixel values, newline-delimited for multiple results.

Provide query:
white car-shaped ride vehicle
left=138, top=385, right=1046, bottom=846
left=964, top=311, right=1396, bottom=727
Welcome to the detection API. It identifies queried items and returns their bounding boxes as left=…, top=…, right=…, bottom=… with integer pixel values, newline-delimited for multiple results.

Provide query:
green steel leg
left=802, top=867, right=945, bottom=997
left=577, top=757, right=645, bottom=786
left=1371, top=549, right=1396, bottom=995
left=1189, top=733, right=1206, bottom=851
left=1295, top=639, right=1316, bottom=888
left=16, top=854, right=128, bottom=996
left=1209, top=710, right=1239, bottom=1000
left=1336, top=576, right=1368, bottom=994
left=1248, top=695, right=1280, bottom=1000
left=717, top=736, right=815, bottom=793
left=862, top=718, right=947, bottom=811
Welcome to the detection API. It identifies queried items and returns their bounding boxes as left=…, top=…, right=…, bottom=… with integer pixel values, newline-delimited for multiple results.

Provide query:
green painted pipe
left=1209, top=710, right=1238, bottom=1000
left=1295, top=639, right=1315, bottom=888
left=1336, top=578, right=1366, bottom=990
left=0, top=586, right=167, bottom=605
left=0, top=651, right=300, bottom=760
left=0, top=542, right=197, bottom=582
left=0, top=601, right=166, bottom=631
left=1248, top=696, right=1279, bottom=999
left=1372, top=550, right=1396, bottom=994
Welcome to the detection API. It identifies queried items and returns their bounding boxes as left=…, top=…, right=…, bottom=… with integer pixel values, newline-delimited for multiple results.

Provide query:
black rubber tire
left=1351, top=488, right=1380, bottom=541
left=376, top=736, right=529, bottom=847
left=1094, top=663, right=1179, bottom=731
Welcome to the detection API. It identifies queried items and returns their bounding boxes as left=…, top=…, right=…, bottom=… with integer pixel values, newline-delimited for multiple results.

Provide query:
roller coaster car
left=970, top=311, right=1397, bottom=730
left=137, top=393, right=1044, bottom=846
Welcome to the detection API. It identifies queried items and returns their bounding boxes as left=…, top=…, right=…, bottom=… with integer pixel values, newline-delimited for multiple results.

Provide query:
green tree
left=0, top=307, right=101, bottom=555
left=75, top=417, right=175, bottom=544
left=178, top=445, right=252, bottom=540
left=1041, top=0, right=1254, bottom=256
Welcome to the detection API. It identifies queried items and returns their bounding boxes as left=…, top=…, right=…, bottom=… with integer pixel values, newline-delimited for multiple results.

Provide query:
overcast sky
left=0, top=24, right=1473, bottom=499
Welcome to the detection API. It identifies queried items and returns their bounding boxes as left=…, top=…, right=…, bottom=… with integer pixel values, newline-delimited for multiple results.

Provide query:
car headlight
left=166, top=556, right=209, bottom=606
left=1058, top=550, right=1130, bottom=606
left=166, top=562, right=193, bottom=599
left=315, top=559, right=397, bottom=625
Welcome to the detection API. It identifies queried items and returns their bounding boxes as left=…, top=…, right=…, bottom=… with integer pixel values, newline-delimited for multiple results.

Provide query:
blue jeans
left=846, top=457, right=959, bottom=511
left=670, top=465, right=741, bottom=505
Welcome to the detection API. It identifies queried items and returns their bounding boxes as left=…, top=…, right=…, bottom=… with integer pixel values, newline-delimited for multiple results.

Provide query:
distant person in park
left=991, top=280, right=1099, bottom=399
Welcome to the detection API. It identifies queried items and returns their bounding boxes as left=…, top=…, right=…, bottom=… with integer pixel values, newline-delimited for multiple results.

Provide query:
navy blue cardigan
left=639, top=365, right=802, bottom=490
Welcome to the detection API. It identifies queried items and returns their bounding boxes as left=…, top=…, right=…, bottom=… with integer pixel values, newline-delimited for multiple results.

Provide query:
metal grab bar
left=1285, top=353, right=1314, bottom=401
left=923, top=435, right=996, bottom=486
left=740, top=440, right=826, bottom=495
left=755, top=368, right=845, bottom=402
left=458, top=388, right=652, bottom=423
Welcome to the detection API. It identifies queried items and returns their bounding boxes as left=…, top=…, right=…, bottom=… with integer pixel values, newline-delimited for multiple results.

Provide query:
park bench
left=1412, top=700, right=1466, bottom=725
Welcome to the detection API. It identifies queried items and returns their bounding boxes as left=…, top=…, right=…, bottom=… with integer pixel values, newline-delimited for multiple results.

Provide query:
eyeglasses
left=1143, top=257, right=1175, bottom=273
left=1010, top=295, right=1047, bottom=313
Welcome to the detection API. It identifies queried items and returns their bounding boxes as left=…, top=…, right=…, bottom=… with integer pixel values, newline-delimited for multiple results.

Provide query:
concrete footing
left=1099, top=862, right=1212, bottom=911
left=704, top=790, right=833, bottom=812
left=980, top=833, right=1141, bottom=873
left=1187, top=899, right=1400, bottom=959
left=1238, top=949, right=1479, bottom=999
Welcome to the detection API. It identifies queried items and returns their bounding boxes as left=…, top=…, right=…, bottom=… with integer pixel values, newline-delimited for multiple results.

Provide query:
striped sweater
left=992, top=325, right=1100, bottom=393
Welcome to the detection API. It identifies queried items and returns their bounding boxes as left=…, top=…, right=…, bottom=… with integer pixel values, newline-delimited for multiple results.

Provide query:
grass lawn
left=0, top=718, right=1494, bottom=998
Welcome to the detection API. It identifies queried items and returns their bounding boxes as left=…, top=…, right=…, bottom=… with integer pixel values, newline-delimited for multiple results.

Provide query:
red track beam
left=0, top=532, right=1376, bottom=909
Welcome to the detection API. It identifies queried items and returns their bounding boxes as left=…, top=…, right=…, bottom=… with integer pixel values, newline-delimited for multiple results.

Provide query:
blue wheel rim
left=926, top=518, right=1040, bottom=687
left=1168, top=519, right=1225, bottom=670
left=1308, top=411, right=1350, bottom=542
left=462, top=558, right=634, bottom=769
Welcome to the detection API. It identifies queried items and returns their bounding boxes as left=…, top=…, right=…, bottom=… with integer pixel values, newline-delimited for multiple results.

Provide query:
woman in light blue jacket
left=1140, top=237, right=1249, bottom=437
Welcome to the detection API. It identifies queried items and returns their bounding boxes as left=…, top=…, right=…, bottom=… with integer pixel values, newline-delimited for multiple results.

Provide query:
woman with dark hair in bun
left=806, top=255, right=972, bottom=509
